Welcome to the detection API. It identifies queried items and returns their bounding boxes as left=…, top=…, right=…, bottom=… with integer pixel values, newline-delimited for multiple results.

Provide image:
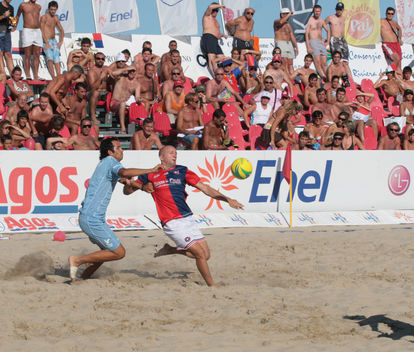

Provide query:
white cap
left=281, top=8, right=290, bottom=14
left=261, top=91, right=271, bottom=99
left=115, top=52, right=126, bottom=62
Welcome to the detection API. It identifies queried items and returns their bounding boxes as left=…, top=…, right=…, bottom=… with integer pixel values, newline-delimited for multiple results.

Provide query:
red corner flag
left=282, top=143, right=292, bottom=184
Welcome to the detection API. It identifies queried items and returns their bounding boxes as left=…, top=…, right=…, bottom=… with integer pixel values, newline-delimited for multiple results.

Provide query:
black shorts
left=34, top=134, right=46, bottom=149
left=233, top=37, right=253, bottom=50
left=201, top=33, right=223, bottom=55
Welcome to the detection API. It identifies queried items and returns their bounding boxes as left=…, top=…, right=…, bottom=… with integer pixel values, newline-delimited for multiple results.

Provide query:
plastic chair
left=363, top=126, right=378, bottom=150
left=153, top=111, right=172, bottom=136
left=243, top=94, right=254, bottom=104
left=202, top=112, right=212, bottom=125
left=222, top=103, right=239, bottom=116
left=196, top=76, right=210, bottom=86
left=205, top=103, right=215, bottom=114
left=387, top=96, right=400, bottom=116
left=249, top=125, right=263, bottom=150
left=128, top=103, right=147, bottom=124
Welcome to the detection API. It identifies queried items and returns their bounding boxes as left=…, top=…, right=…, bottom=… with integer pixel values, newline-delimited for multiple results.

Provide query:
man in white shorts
left=123, top=145, right=244, bottom=287
left=16, top=0, right=42, bottom=80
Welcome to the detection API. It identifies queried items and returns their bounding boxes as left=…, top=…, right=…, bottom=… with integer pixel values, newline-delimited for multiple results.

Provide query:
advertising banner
left=395, top=0, right=414, bottom=44
left=280, top=0, right=317, bottom=42
left=156, top=0, right=198, bottom=36
left=0, top=150, right=413, bottom=234
left=222, top=0, right=250, bottom=24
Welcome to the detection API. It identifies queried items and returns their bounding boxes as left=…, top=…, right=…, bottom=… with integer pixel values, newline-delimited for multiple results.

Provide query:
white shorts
left=21, top=28, right=43, bottom=48
left=352, top=111, right=370, bottom=123
left=275, top=40, right=295, bottom=59
left=163, top=216, right=205, bottom=250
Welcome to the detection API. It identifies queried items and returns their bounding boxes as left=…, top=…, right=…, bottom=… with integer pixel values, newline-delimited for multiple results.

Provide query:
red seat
left=153, top=111, right=172, bottom=136
left=202, top=112, right=212, bottom=125
left=371, top=104, right=385, bottom=129
left=205, top=103, right=215, bottom=114
left=243, top=94, right=254, bottom=104
left=249, top=125, right=263, bottom=150
left=128, top=103, right=147, bottom=124
left=363, top=126, right=378, bottom=150
left=196, top=76, right=210, bottom=86
left=222, top=103, right=239, bottom=116
left=387, top=96, right=400, bottom=116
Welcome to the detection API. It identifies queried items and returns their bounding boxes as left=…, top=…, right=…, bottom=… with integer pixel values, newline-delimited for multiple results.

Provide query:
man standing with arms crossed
left=225, top=7, right=255, bottom=51
left=306, top=4, right=330, bottom=80
left=40, top=1, right=64, bottom=78
left=16, top=0, right=42, bottom=80
left=201, top=2, right=227, bottom=74
left=274, top=8, right=298, bottom=76
left=69, top=137, right=162, bottom=281
left=124, top=145, right=243, bottom=287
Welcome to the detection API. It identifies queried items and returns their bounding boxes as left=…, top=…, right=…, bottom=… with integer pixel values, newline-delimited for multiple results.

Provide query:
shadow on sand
left=344, top=314, right=414, bottom=342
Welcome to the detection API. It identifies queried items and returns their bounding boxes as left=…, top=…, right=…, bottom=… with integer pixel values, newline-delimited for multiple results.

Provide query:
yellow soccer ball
left=231, top=158, right=252, bottom=179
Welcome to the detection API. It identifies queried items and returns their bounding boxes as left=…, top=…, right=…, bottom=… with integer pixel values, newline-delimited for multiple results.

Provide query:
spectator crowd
left=0, top=1, right=413, bottom=151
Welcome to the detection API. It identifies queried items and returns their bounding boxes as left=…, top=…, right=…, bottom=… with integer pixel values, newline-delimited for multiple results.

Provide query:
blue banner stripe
left=0, top=206, right=7, bottom=214
left=32, top=205, right=78, bottom=214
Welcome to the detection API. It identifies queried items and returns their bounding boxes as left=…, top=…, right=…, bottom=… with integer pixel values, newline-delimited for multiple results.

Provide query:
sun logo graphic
left=193, top=155, right=238, bottom=210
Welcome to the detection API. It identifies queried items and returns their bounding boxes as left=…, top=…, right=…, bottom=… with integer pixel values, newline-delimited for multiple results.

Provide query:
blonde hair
left=282, top=100, right=303, bottom=116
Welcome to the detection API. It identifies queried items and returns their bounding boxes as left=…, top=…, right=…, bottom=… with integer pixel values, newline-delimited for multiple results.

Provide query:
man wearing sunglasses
left=225, top=8, right=255, bottom=51
left=378, top=122, right=402, bottom=150
left=64, top=117, right=100, bottom=150
left=380, top=7, right=403, bottom=71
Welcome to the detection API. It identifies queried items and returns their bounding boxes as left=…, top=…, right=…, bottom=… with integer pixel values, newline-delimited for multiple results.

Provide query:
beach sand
left=1, top=224, right=414, bottom=351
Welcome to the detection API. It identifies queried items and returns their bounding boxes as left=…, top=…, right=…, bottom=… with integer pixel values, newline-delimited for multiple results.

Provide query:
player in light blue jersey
left=69, top=137, right=162, bottom=282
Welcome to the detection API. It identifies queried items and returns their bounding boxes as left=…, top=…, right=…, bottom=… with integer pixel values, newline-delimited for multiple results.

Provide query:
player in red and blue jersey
left=124, top=145, right=244, bottom=287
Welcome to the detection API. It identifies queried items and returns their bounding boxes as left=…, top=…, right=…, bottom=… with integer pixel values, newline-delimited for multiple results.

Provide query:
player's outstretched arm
left=195, top=182, right=244, bottom=210
left=118, top=164, right=163, bottom=178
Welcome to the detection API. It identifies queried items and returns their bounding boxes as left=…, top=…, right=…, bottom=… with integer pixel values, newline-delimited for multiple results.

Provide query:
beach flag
left=386, top=64, right=397, bottom=72
left=395, top=0, right=414, bottom=44
left=282, top=144, right=293, bottom=228
left=343, top=0, right=380, bottom=46
left=221, top=0, right=250, bottom=23
left=156, top=0, right=198, bottom=35
left=92, top=0, right=139, bottom=34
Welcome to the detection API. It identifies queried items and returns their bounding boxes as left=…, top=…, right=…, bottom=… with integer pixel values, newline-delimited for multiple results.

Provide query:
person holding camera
left=326, top=51, right=353, bottom=87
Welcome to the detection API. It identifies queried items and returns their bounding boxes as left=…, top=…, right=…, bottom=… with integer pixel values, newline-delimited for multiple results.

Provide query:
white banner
left=222, top=0, right=250, bottom=23
left=395, top=0, right=414, bottom=44
left=37, top=0, right=75, bottom=33
left=156, top=0, right=197, bottom=36
left=91, top=0, right=139, bottom=34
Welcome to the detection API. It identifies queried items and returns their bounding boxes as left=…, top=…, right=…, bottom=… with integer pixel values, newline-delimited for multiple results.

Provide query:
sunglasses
left=389, top=128, right=399, bottom=132
left=212, top=9, right=218, bottom=13
left=264, top=81, right=273, bottom=84
left=387, top=12, right=394, bottom=15
left=334, top=137, right=343, bottom=140
left=215, top=73, right=224, bottom=76
left=82, top=125, right=92, bottom=128
left=246, top=11, right=254, bottom=15
left=96, top=57, right=105, bottom=61
left=338, top=118, right=346, bottom=121
left=172, top=72, right=180, bottom=75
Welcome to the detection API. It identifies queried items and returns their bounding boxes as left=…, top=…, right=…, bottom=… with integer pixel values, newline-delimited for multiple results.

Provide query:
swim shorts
left=0, top=32, right=11, bottom=52
left=22, top=28, right=43, bottom=48
left=275, top=40, right=295, bottom=59
left=79, top=214, right=121, bottom=251
left=310, top=39, right=327, bottom=56
left=330, top=37, right=349, bottom=61
left=163, top=216, right=205, bottom=250
left=200, top=33, right=223, bottom=55
left=233, top=37, right=253, bottom=50
left=110, top=99, right=120, bottom=112
left=44, top=38, right=60, bottom=63
left=382, top=42, right=402, bottom=61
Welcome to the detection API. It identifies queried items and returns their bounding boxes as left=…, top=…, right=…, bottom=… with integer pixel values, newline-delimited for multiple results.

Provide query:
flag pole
left=289, top=169, right=292, bottom=228
left=218, top=0, right=228, bottom=36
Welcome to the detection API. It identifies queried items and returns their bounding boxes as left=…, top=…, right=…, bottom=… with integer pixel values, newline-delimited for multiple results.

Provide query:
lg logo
left=388, top=166, right=410, bottom=196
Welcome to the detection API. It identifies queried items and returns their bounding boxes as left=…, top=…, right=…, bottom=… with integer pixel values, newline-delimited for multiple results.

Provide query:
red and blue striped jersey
left=138, top=165, right=200, bottom=226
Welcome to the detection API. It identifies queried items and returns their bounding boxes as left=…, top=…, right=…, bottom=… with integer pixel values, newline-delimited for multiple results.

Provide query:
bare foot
left=68, top=256, right=79, bottom=281
left=154, top=243, right=176, bottom=257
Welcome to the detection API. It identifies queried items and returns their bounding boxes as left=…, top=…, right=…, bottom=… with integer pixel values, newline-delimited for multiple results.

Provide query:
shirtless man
left=381, top=7, right=403, bottom=71
left=327, top=51, right=353, bottom=84
left=10, top=110, right=32, bottom=147
left=226, top=7, right=255, bottom=50
left=378, top=122, right=401, bottom=150
left=58, top=118, right=99, bottom=150
left=160, top=40, right=181, bottom=66
left=16, top=0, right=42, bottom=80
left=135, top=47, right=154, bottom=76
left=67, top=37, right=94, bottom=72
left=374, top=69, right=403, bottom=99
left=325, top=2, right=349, bottom=63
left=176, top=92, right=204, bottom=150
left=398, top=66, right=414, bottom=91
left=62, top=82, right=87, bottom=135
left=40, top=1, right=64, bottom=78
left=291, top=54, right=316, bottom=94
left=44, top=65, right=84, bottom=115
left=201, top=3, right=227, bottom=74
left=5, top=92, right=28, bottom=125
left=312, top=88, right=335, bottom=123
left=160, top=49, right=183, bottom=83
left=137, top=63, right=160, bottom=114
left=29, top=92, right=53, bottom=149
left=274, top=8, right=298, bottom=76
left=130, top=117, right=163, bottom=150
left=161, top=68, right=187, bottom=99
left=110, top=66, right=140, bottom=134
left=263, top=54, right=293, bottom=93
left=322, top=111, right=347, bottom=146
left=202, top=108, right=229, bottom=150
left=404, top=129, right=414, bottom=150
left=303, top=73, right=319, bottom=108
left=205, top=67, right=246, bottom=112
left=133, top=41, right=160, bottom=71
left=306, top=4, right=330, bottom=80
left=331, top=87, right=352, bottom=117
left=87, top=52, right=110, bottom=125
